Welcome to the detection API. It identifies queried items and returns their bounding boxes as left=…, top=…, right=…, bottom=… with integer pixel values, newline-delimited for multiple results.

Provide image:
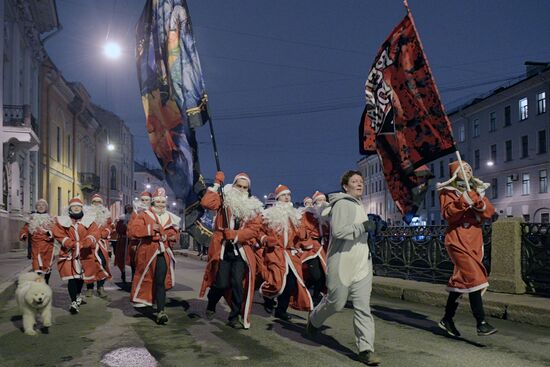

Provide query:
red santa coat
left=81, top=210, right=113, bottom=283
left=20, top=214, right=56, bottom=274
left=199, top=186, right=263, bottom=329
left=114, top=216, right=131, bottom=272
left=259, top=204, right=313, bottom=312
left=128, top=209, right=179, bottom=307
left=439, top=186, right=495, bottom=293
left=127, top=211, right=141, bottom=269
left=52, top=215, right=100, bottom=281
left=301, top=210, right=329, bottom=270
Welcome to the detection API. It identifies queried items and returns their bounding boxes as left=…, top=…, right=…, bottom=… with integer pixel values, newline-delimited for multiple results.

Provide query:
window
left=542, top=213, right=550, bottom=224
left=506, top=176, right=513, bottom=197
left=521, top=135, right=529, bottom=158
left=459, top=125, right=465, bottom=142
left=505, top=140, right=512, bottom=161
left=489, top=112, right=496, bottom=132
left=57, top=187, right=62, bottom=216
left=110, top=165, right=117, bottom=190
left=540, top=169, right=548, bottom=193
left=67, top=135, right=71, bottom=167
left=491, top=178, right=498, bottom=199
left=56, top=127, right=61, bottom=161
left=522, top=173, right=530, bottom=195
left=439, top=160, right=444, bottom=178
left=538, top=130, right=547, bottom=154
left=519, top=97, right=528, bottom=120
left=430, top=190, right=435, bottom=207
left=490, top=144, right=497, bottom=163
left=473, top=119, right=480, bottom=137
left=537, top=91, right=546, bottom=114
left=134, top=180, right=137, bottom=191
left=504, top=105, right=511, bottom=126
left=474, top=149, right=480, bottom=169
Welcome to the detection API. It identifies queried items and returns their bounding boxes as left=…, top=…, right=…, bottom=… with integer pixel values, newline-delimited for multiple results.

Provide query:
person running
left=128, top=191, right=152, bottom=280
left=115, top=205, right=134, bottom=283
left=128, top=187, right=179, bottom=325
left=52, top=197, right=99, bottom=314
left=199, top=172, right=263, bottom=329
left=306, top=170, right=381, bottom=366
left=436, top=160, right=498, bottom=337
left=20, top=199, right=55, bottom=284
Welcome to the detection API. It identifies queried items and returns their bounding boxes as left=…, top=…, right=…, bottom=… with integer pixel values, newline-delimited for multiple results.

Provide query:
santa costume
left=20, top=199, right=56, bottom=283
left=199, top=172, right=263, bottom=329
left=127, top=191, right=152, bottom=280
left=259, top=184, right=313, bottom=320
left=301, top=191, right=329, bottom=305
left=115, top=205, right=134, bottom=283
left=82, top=193, right=113, bottom=298
left=52, top=197, right=99, bottom=314
left=437, top=160, right=497, bottom=337
left=128, top=187, right=180, bottom=325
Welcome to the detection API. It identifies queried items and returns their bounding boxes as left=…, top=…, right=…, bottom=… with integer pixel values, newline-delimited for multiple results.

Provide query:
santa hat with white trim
left=233, top=172, right=251, bottom=187
left=140, top=191, right=152, bottom=199
left=152, top=187, right=167, bottom=200
left=303, top=197, right=312, bottom=206
left=69, top=197, right=84, bottom=207
left=312, top=191, right=326, bottom=203
left=275, top=184, right=291, bottom=199
left=91, top=193, right=103, bottom=203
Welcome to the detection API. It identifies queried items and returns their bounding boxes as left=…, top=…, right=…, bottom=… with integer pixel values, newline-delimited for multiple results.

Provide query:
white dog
left=15, top=272, right=52, bottom=335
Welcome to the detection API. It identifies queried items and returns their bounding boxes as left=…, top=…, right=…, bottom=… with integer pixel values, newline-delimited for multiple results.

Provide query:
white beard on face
left=306, top=202, right=330, bottom=224
left=89, top=205, right=111, bottom=226
left=222, top=184, right=263, bottom=222
left=262, top=201, right=301, bottom=234
left=151, top=205, right=166, bottom=215
left=28, top=213, right=54, bottom=234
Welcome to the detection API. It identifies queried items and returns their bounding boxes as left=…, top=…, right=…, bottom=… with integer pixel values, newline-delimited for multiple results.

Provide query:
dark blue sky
left=47, top=0, right=550, bottom=200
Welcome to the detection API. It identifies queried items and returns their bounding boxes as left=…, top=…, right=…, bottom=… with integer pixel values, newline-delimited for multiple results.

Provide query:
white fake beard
left=28, top=213, right=54, bottom=234
left=151, top=205, right=166, bottom=215
left=223, top=184, right=263, bottom=222
left=262, top=201, right=301, bottom=234
left=89, top=205, right=111, bottom=226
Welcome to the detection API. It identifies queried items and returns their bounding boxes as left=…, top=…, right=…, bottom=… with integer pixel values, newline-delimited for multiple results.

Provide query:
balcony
left=1, top=105, right=40, bottom=149
left=79, top=172, right=100, bottom=192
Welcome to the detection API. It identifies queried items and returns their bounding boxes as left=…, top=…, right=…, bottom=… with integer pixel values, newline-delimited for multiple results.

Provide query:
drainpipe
left=43, top=67, right=60, bottom=203
left=72, top=100, right=87, bottom=196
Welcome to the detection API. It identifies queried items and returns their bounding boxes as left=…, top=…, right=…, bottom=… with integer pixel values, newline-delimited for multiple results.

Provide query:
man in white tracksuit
left=306, top=170, right=381, bottom=366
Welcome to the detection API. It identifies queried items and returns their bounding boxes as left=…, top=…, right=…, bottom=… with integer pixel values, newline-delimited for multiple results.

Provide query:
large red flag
left=359, top=11, right=456, bottom=221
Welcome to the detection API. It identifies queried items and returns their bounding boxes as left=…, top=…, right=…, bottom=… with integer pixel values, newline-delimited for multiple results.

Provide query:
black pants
left=276, top=271, right=297, bottom=314
left=444, top=290, right=485, bottom=326
left=305, top=257, right=325, bottom=299
left=44, top=273, right=51, bottom=284
left=207, top=245, right=247, bottom=321
left=155, top=254, right=168, bottom=312
left=68, top=279, right=84, bottom=302
left=86, top=249, right=107, bottom=289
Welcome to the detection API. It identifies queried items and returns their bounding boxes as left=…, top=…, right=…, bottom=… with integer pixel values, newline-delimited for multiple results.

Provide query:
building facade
left=0, top=0, right=59, bottom=252
left=133, top=161, right=179, bottom=214
left=359, top=62, right=550, bottom=225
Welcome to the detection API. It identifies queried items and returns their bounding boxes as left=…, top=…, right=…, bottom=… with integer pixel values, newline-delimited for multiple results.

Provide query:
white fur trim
left=80, top=214, right=96, bottom=228
left=446, top=282, right=489, bottom=294
left=208, top=183, right=220, bottom=192
left=262, top=203, right=301, bottom=234
left=147, top=224, right=151, bottom=236
left=56, top=215, right=72, bottom=228
left=462, top=191, right=474, bottom=205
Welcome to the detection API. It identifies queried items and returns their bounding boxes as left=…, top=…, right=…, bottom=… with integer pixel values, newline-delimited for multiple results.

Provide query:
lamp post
left=106, top=142, right=115, bottom=211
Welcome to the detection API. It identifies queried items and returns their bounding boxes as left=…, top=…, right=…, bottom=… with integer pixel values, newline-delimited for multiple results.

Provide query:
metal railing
left=521, top=223, right=550, bottom=296
left=79, top=172, right=100, bottom=192
left=3, top=105, right=37, bottom=133
left=372, top=224, right=492, bottom=284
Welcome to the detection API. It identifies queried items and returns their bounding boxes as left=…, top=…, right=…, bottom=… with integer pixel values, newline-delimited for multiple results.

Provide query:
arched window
left=110, top=165, right=117, bottom=190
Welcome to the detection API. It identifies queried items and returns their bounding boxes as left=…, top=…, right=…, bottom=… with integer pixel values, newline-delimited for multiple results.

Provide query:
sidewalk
left=0, top=249, right=32, bottom=303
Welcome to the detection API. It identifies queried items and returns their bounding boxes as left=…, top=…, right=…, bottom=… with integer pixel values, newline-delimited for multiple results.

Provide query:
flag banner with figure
left=359, top=11, right=456, bottom=222
left=136, top=0, right=211, bottom=245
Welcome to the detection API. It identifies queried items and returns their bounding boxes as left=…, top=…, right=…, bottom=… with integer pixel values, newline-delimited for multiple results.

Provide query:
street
left=1, top=255, right=549, bottom=367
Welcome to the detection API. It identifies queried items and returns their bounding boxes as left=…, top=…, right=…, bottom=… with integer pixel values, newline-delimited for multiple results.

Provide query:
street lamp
left=172, top=202, right=177, bottom=207
left=103, top=41, right=122, bottom=60
left=145, top=184, right=151, bottom=189
left=486, top=160, right=494, bottom=167
left=107, top=143, right=115, bottom=151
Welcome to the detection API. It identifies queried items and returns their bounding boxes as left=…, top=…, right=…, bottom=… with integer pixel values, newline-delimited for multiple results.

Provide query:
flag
left=359, top=12, right=456, bottom=221
left=136, top=0, right=211, bottom=245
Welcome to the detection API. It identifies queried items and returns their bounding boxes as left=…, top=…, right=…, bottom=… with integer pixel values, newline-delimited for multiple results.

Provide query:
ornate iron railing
left=372, top=224, right=492, bottom=284
left=79, top=172, right=100, bottom=192
left=3, top=105, right=37, bottom=133
left=521, top=223, right=550, bottom=296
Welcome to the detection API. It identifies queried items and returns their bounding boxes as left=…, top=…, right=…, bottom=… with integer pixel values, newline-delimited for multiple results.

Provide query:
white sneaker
left=70, top=301, right=79, bottom=314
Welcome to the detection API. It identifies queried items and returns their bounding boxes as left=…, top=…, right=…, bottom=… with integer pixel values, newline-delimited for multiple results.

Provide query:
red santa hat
left=275, top=184, right=291, bottom=199
left=152, top=187, right=167, bottom=200
left=233, top=172, right=251, bottom=187
left=312, top=191, right=326, bottom=203
left=69, top=197, right=83, bottom=207
left=303, top=197, right=312, bottom=206
left=91, top=193, right=103, bottom=203
left=140, top=191, right=152, bottom=198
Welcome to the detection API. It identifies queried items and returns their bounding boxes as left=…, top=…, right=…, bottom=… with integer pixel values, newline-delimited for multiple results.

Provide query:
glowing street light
left=486, top=160, right=494, bottom=167
left=145, top=184, right=151, bottom=189
left=107, top=143, right=115, bottom=151
left=103, top=41, right=122, bottom=60
left=172, top=202, right=177, bottom=207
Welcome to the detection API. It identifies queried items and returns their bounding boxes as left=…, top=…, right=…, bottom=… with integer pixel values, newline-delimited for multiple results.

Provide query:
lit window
left=522, top=173, right=530, bottom=195
left=459, top=125, right=465, bottom=142
left=537, top=92, right=546, bottom=114
left=506, top=176, right=513, bottom=197
left=540, top=170, right=548, bottom=194
left=519, top=97, right=528, bottom=121
left=473, top=119, right=480, bottom=137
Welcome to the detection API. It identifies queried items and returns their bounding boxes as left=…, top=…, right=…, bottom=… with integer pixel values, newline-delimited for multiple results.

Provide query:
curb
left=0, top=263, right=32, bottom=304
left=372, top=276, right=550, bottom=328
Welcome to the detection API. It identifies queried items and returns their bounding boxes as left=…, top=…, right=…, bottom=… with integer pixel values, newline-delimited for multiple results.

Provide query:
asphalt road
left=1, top=255, right=549, bottom=367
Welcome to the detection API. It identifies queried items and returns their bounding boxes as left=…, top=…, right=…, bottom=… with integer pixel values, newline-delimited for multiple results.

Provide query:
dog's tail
left=17, top=271, right=43, bottom=286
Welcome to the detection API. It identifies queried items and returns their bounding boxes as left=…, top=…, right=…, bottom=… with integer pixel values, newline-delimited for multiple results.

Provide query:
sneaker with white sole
left=477, top=321, right=498, bottom=336
left=69, top=301, right=79, bottom=314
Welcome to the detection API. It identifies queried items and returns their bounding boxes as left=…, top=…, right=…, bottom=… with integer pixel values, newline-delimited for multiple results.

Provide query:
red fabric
left=20, top=223, right=55, bottom=274
left=359, top=13, right=456, bottom=218
left=300, top=213, right=328, bottom=273
left=439, top=189, right=494, bottom=292
left=129, top=209, right=178, bottom=306
left=81, top=217, right=113, bottom=284
left=114, top=218, right=130, bottom=272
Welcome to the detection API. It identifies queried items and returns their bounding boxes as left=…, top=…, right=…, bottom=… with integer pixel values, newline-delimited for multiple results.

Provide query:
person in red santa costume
left=259, top=184, right=313, bottom=321
left=20, top=199, right=56, bottom=284
left=82, top=194, right=113, bottom=298
left=437, top=160, right=497, bottom=337
left=127, top=191, right=152, bottom=280
left=199, top=171, right=263, bottom=329
left=52, top=197, right=100, bottom=314
left=301, top=191, right=330, bottom=306
left=128, top=187, right=180, bottom=325
left=114, top=204, right=134, bottom=283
